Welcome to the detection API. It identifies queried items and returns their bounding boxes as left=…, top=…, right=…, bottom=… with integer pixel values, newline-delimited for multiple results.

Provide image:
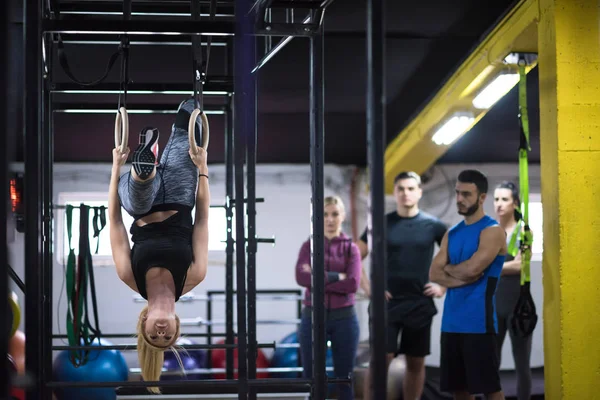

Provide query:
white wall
left=7, top=162, right=544, bottom=372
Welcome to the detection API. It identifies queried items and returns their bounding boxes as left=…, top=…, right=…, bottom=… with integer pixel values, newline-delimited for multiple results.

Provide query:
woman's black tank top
left=130, top=203, right=194, bottom=301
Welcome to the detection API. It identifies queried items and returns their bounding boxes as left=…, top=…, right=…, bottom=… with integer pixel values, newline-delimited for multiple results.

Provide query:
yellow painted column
left=538, top=0, right=600, bottom=398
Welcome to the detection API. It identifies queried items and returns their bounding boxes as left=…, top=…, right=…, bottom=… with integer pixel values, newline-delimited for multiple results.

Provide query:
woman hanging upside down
left=108, top=98, right=210, bottom=391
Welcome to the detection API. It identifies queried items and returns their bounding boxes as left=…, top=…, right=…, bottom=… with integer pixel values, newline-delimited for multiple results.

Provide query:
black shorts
left=386, top=321, right=431, bottom=357
left=440, top=332, right=502, bottom=395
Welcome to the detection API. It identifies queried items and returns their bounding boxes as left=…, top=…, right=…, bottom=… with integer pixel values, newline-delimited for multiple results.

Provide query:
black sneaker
left=132, top=127, right=159, bottom=180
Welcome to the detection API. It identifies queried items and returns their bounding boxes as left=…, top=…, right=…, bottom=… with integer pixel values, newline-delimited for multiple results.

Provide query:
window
left=528, top=194, right=543, bottom=261
left=55, top=192, right=234, bottom=266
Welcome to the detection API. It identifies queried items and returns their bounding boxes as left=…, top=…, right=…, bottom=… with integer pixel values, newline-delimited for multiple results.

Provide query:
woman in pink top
left=295, top=195, right=362, bottom=400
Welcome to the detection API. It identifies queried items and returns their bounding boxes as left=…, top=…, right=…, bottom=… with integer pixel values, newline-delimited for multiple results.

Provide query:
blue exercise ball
left=270, top=331, right=333, bottom=378
left=161, top=337, right=208, bottom=381
left=53, top=338, right=129, bottom=400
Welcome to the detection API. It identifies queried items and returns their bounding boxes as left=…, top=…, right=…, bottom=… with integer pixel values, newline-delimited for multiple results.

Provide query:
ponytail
left=136, top=306, right=181, bottom=393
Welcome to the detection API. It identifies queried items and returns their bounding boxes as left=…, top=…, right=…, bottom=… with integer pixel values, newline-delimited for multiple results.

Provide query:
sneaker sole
left=133, top=128, right=159, bottom=180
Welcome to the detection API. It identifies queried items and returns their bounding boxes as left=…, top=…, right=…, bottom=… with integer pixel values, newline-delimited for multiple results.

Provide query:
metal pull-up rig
left=4, top=0, right=389, bottom=399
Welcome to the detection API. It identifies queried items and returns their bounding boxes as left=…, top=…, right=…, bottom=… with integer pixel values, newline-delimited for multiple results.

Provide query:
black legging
left=496, top=274, right=533, bottom=400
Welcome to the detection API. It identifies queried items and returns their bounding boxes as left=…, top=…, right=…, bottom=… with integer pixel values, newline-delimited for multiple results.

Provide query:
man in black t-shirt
left=358, top=171, right=447, bottom=400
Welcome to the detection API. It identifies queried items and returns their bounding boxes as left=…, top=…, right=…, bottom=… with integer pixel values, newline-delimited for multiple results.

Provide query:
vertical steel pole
left=309, top=20, right=327, bottom=400
left=366, top=0, right=388, bottom=399
left=24, top=0, right=44, bottom=398
left=1, top=0, right=12, bottom=396
left=224, top=36, right=236, bottom=381
left=41, top=35, right=54, bottom=400
left=246, top=30, right=259, bottom=400
left=234, top=1, right=252, bottom=398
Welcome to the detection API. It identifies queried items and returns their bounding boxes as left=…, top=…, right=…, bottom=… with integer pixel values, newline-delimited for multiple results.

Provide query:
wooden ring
left=114, top=107, right=129, bottom=153
left=9, top=291, right=20, bottom=338
left=188, top=108, right=210, bottom=154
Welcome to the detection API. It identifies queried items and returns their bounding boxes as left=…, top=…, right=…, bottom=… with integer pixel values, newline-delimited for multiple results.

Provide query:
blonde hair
left=324, top=195, right=346, bottom=214
left=136, top=306, right=181, bottom=394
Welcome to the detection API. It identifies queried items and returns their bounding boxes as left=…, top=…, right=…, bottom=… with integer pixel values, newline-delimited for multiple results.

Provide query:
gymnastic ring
left=114, top=106, right=129, bottom=154
left=8, top=291, right=20, bottom=338
left=188, top=108, right=210, bottom=154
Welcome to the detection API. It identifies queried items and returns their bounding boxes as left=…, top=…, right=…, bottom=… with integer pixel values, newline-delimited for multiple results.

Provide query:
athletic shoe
left=132, top=127, right=160, bottom=180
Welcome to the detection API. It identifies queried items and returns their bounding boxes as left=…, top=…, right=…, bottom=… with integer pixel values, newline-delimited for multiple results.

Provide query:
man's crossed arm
left=429, top=226, right=506, bottom=288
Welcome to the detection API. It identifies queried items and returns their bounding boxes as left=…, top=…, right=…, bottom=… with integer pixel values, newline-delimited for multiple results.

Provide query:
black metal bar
left=55, top=1, right=234, bottom=15
left=52, top=342, right=276, bottom=351
left=255, top=237, right=275, bottom=244
left=209, top=289, right=302, bottom=295
left=246, top=23, right=258, bottom=400
left=50, top=80, right=234, bottom=94
left=230, top=197, right=265, bottom=204
left=42, top=19, right=236, bottom=36
left=24, top=0, right=44, bottom=398
left=309, top=21, right=327, bottom=400
left=1, top=0, right=13, bottom=396
left=50, top=378, right=314, bottom=390
left=52, top=34, right=230, bottom=46
left=270, top=0, right=324, bottom=8
left=252, top=34, right=295, bottom=73
left=51, top=103, right=227, bottom=113
left=52, top=332, right=233, bottom=339
left=234, top=0, right=251, bottom=398
left=367, top=0, right=388, bottom=399
left=41, top=37, right=54, bottom=400
left=8, top=264, right=26, bottom=293
left=225, top=37, right=235, bottom=380
left=256, top=22, right=318, bottom=36
left=206, top=293, right=214, bottom=369
left=41, top=19, right=323, bottom=40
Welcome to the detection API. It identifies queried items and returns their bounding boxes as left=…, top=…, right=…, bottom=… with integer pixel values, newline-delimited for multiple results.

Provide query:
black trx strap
left=190, top=0, right=217, bottom=110
left=118, top=1, right=132, bottom=109
left=50, top=0, right=131, bottom=87
left=510, top=57, right=538, bottom=339
left=92, top=206, right=107, bottom=255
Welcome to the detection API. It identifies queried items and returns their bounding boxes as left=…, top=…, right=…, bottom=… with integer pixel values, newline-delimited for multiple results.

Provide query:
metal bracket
left=252, top=0, right=336, bottom=72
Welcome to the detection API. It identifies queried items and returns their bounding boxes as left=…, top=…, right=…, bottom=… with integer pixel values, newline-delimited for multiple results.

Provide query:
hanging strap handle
left=517, top=58, right=532, bottom=286
left=92, top=206, right=107, bottom=254
left=510, top=57, right=538, bottom=339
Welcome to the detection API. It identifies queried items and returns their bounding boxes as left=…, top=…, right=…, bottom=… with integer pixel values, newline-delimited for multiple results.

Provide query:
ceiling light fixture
left=431, top=113, right=475, bottom=146
left=472, top=73, right=520, bottom=110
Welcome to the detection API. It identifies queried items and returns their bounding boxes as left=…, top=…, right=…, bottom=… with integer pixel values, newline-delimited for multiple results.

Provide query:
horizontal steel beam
left=43, top=19, right=235, bottom=36
left=51, top=81, right=234, bottom=95
left=52, top=342, right=275, bottom=351
left=52, top=332, right=231, bottom=339
left=53, top=0, right=234, bottom=15
left=53, top=33, right=229, bottom=46
left=257, top=22, right=319, bottom=36
left=270, top=0, right=325, bottom=8
left=43, top=19, right=319, bottom=37
left=52, top=103, right=228, bottom=114
left=48, top=378, right=314, bottom=390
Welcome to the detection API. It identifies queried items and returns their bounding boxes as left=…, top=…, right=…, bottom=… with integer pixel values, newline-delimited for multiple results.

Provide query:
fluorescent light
left=431, top=114, right=475, bottom=146
left=472, top=73, right=520, bottom=109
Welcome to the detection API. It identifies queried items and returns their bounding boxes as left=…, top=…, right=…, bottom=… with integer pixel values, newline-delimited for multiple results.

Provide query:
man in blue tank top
left=430, top=170, right=507, bottom=400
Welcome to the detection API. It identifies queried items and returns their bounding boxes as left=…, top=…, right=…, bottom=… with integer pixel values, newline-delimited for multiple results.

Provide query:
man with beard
left=358, top=171, right=447, bottom=400
left=429, top=169, right=507, bottom=400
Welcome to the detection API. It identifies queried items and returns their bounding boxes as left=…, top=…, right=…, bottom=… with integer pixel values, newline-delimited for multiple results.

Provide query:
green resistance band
left=510, top=57, right=539, bottom=339
left=65, top=205, right=92, bottom=367
left=517, top=59, right=533, bottom=286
